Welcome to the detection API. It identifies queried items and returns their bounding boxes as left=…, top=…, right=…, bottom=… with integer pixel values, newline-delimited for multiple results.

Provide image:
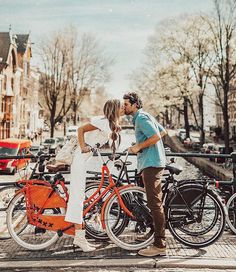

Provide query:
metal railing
left=0, top=152, right=235, bottom=186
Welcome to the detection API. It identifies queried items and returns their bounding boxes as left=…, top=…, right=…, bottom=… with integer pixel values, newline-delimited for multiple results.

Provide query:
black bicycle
left=103, top=158, right=227, bottom=249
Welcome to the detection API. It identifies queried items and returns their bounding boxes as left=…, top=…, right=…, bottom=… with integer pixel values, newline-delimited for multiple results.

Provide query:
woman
left=65, top=99, right=124, bottom=252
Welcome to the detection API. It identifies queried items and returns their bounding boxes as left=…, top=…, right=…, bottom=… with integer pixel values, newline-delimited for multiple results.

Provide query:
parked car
left=29, top=145, right=45, bottom=161
left=201, top=143, right=216, bottom=154
left=55, top=137, right=65, bottom=148
left=183, top=136, right=201, bottom=150
left=212, top=145, right=234, bottom=163
left=42, top=138, right=60, bottom=154
left=177, top=129, right=186, bottom=142
left=66, top=126, right=78, bottom=139
left=0, top=138, right=31, bottom=174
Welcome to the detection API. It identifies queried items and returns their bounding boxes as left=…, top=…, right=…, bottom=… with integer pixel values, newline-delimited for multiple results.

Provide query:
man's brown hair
left=123, top=92, right=143, bottom=109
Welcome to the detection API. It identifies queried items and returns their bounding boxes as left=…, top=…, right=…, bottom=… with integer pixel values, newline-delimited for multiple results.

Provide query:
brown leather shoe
left=138, top=245, right=166, bottom=257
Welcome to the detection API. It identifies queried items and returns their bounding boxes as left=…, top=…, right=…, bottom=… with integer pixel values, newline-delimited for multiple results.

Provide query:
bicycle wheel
left=84, top=181, right=129, bottom=241
left=167, top=184, right=225, bottom=248
left=104, top=186, right=154, bottom=251
left=7, top=191, right=59, bottom=250
left=0, top=185, right=16, bottom=239
left=226, top=193, right=236, bottom=234
left=84, top=182, right=110, bottom=241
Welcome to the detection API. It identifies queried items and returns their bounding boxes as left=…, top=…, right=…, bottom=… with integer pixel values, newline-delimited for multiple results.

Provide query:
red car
left=0, top=138, right=31, bottom=174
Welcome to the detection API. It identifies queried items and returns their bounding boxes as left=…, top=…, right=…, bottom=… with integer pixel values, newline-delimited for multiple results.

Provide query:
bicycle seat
left=114, top=160, right=132, bottom=169
left=165, top=165, right=183, bottom=175
left=47, top=163, right=70, bottom=173
left=108, top=154, right=121, bottom=160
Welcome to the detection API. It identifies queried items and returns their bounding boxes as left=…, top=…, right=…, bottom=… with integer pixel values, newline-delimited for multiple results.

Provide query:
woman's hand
left=81, top=146, right=91, bottom=153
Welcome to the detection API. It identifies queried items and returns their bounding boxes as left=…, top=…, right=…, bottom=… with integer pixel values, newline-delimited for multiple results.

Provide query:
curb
left=1, top=257, right=236, bottom=270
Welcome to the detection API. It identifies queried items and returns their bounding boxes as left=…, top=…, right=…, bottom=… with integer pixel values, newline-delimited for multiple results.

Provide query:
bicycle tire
left=7, top=191, right=59, bottom=250
left=104, top=186, right=154, bottom=251
left=0, top=185, right=17, bottom=240
left=84, top=182, right=110, bottom=241
left=170, top=182, right=220, bottom=236
left=167, top=184, right=225, bottom=248
left=226, top=193, right=236, bottom=234
left=84, top=182, right=129, bottom=241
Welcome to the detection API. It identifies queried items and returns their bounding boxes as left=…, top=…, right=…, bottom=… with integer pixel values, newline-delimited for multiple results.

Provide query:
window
left=11, top=78, right=14, bottom=90
left=4, top=75, right=7, bottom=90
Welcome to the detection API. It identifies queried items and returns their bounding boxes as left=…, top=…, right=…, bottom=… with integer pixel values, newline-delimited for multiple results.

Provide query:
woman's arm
left=78, top=123, right=98, bottom=152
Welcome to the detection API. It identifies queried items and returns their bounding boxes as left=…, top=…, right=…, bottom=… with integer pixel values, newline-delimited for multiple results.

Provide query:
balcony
left=4, top=112, right=13, bottom=121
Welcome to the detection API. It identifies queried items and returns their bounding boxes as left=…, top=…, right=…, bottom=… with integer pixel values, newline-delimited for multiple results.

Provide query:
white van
left=66, top=126, right=78, bottom=139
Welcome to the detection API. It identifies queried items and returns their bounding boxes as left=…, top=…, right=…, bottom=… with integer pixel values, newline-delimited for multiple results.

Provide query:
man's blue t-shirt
left=132, top=109, right=166, bottom=173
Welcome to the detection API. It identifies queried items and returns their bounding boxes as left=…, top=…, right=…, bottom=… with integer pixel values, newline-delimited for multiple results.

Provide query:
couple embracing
left=58, top=92, right=167, bottom=257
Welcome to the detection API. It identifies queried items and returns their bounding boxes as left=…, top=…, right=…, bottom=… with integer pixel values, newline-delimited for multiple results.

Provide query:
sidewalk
left=1, top=231, right=236, bottom=270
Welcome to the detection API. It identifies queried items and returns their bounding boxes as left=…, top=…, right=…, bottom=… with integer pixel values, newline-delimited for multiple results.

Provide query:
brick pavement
left=1, top=231, right=236, bottom=271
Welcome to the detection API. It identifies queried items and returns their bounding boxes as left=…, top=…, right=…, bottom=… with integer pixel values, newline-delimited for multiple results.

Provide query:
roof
left=0, top=32, right=10, bottom=63
left=0, top=138, right=31, bottom=144
left=0, top=138, right=31, bottom=149
left=16, top=34, right=29, bottom=53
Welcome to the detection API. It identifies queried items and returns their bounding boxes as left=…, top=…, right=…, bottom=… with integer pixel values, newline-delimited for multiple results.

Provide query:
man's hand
left=128, top=144, right=141, bottom=154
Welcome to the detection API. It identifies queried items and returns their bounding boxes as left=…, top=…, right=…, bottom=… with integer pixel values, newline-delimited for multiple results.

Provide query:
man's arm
left=129, top=134, right=160, bottom=154
left=129, top=117, right=168, bottom=154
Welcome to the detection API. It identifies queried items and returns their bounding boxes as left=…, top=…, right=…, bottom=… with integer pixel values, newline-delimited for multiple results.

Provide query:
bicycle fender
left=100, top=184, right=133, bottom=229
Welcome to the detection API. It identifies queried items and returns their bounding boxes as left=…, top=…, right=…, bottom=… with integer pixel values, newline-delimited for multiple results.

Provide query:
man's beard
left=125, top=109, right=132, bottom=115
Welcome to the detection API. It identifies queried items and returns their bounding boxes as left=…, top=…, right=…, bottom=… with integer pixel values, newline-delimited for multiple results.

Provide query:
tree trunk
left=223, top=86, right=230, bottom=153
left=72, top=97, right=77, bottom=126
left=165, top=107, right=170, bottom=125
left=63, top=122, right=66, bottom=136
left=183, top=97, right=190, bottom=138
left=199, top=93, right=205, bottom=146
left=50, top=103, right=56, bottom=138
left=50, top=120, right=55, bottom=138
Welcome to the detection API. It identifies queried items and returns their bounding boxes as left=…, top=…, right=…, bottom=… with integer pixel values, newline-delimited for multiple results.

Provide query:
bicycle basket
left=26, top=183, right=74, bottom=235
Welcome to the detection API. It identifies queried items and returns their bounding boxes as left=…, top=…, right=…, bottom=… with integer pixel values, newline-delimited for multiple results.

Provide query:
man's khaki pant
left=142, top=167, right=166, bottom=248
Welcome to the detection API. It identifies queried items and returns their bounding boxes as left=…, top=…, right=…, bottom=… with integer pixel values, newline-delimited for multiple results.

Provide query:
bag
left=55, top=136, right=78, bottom=165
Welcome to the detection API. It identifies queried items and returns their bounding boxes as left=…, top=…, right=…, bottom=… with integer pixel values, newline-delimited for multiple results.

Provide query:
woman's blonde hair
left=103, top=99, right=121, bottom=154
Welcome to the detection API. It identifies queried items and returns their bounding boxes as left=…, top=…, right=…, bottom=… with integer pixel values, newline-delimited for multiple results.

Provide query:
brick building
left=0, top=30, right=39, bottom=139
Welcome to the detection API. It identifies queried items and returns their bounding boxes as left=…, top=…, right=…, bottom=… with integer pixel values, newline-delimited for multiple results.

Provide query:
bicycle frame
left=162, top=172, right=209, bottom=224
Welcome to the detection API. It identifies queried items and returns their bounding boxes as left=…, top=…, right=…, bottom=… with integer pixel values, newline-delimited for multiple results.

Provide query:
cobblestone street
left=1, top=231, right=236, bottom=271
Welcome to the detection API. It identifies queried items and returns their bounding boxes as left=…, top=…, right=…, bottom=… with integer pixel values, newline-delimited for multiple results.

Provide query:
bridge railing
left=0, top=152, right=235, bottom=186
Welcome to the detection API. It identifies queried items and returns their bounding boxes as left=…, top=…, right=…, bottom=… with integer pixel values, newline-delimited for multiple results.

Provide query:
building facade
left=0, top=31, right=39, bottom=139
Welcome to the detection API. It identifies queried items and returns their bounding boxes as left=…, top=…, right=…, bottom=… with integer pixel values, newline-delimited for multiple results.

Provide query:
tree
left=156, top=16, right=214, bottom=145
left=39, top=29, right=73, bottom=137
left=70, top=33, right=112, bottom=125
left=39, top=27, right=112, bottom=136
left=204, top=0, right=236, bottom=152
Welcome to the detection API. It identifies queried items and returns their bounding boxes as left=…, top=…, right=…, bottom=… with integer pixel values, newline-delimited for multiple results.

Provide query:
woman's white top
left=85, top=116, right=111, bottom=148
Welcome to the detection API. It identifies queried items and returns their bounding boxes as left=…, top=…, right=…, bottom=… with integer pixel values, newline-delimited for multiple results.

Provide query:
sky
left=0, top=0, right=214, bottom=98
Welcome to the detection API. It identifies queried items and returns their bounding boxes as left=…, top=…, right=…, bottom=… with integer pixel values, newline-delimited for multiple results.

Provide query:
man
left=123, top=92, right=167, bottom=257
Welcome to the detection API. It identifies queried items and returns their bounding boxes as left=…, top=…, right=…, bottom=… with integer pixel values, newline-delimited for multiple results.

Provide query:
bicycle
left=0, top=149, right=138, bottom=241
left=6, top=148, right=227, bottom=251
left=6, top=145, right=147, bottom=250
left=102, top=161, right=227, bottom=250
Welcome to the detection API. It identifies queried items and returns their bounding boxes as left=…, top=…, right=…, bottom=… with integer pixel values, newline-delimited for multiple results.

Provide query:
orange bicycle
left=6, top=146, right=152, bottom=251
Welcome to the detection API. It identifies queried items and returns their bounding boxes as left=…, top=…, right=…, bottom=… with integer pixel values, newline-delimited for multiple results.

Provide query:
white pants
left=65, top=149, right=92, bottom=224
